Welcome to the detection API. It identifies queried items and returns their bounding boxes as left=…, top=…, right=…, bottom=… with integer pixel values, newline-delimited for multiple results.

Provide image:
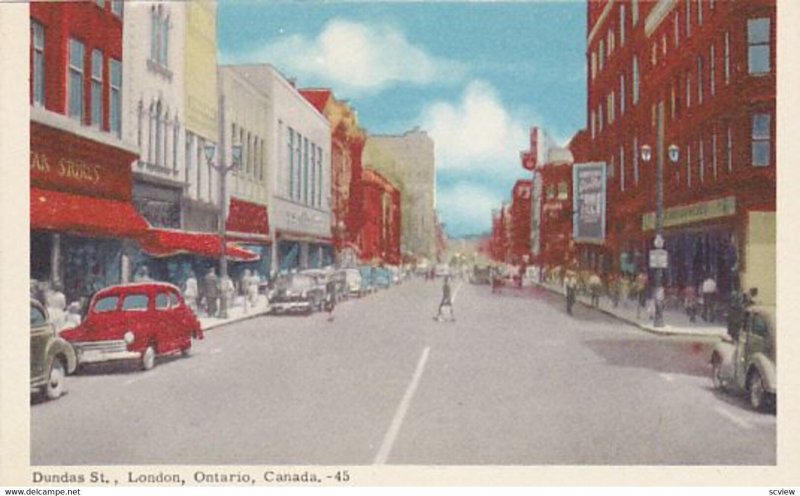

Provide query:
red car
left=61, top=282, right=203, bottom=371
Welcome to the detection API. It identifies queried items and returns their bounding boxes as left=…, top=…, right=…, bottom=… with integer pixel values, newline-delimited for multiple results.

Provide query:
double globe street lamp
left=204, top=140, right=243, bottom=319
left=639, top=102, right=680, bottom=328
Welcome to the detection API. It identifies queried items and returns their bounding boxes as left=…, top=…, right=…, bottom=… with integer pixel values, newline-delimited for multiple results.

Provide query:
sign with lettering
left=30, top=122, right=136, bottom=201
left=642, top=196, right=736, bottom=231
left=572, top=162, right=606, bottom=244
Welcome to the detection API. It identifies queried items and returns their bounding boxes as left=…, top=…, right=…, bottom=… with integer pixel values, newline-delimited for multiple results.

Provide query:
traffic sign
left=649, top=249, right=668, bottom=268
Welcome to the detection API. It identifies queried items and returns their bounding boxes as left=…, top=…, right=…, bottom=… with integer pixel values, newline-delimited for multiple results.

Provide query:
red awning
left=139, top=229, right=260, bottom=262
left=226, top=197, right=269, bottom=236
left=30, top=187, right=149, bottom=238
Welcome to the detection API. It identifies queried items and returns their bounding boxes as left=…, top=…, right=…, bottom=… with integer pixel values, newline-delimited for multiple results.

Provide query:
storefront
left=30, top=120, right=144, bottom=304
left=270, top=196, right=333, bottom=273
left=224, top=197, right=271, bottom=282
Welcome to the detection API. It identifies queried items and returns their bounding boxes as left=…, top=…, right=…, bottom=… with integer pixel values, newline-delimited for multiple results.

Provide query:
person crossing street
left=435, top=275, right=455, bottom=322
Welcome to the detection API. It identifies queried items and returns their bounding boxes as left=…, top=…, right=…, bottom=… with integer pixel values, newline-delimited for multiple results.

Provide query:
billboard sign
left=572, top=162, right=606, bottom=244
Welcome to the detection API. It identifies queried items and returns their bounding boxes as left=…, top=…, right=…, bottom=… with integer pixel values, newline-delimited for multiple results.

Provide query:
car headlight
left=123, top=331, right=135, bottom=344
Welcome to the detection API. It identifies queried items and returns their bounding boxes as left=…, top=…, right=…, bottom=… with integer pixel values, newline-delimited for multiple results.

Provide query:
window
left=150, top=6, right=169, bottom=67
left=698, top=0, right=703, bottom=24
left=609, top=30, right=615, bottom=55
left=169, top=292, right=179, bottom=308
left=32, top=21, right=45, bottom=106
left=685, top=0, right=691, bottom=36
left=557, top=182, right=568, bottom=199
left=686, top=70, right=692, bottom=108
left=632, top=0, right=638, bottom=25
left=599, top=40, right=605, bottom=71
left=674, top=12, right=680, bottom=47
left=288, top=128, right=294, bottom=198
left=310, top=144, right=316, bottom=207
left=633, top=136, right=639, bottom=185
left=671, top=83, right=676, bottom=120
left=317, top=146, right=323, bottom=207
left=726, top=125, right=733, bottom=172
left=93, top=296, right=119, bottom=313
left=68, top=38, right=85, bottom=122
left=91, top=49, right=103, bottom=128
left=96, top=0, right=105, bottom=7
left=750, top=315, right=769, bottom=338
left=620, top=145, right=626, bottom=191
left=110, top=59, right=121, bottom=136
left=303, top=137, right=309, bottom=204
left=748, top=18, right=771, bottom=74
left=111, top=0, right=123, bottom=17
left=598, top=103, right=604, bottom=131
left=620, top=74, right=626, bottom=115
left=686, top=144, right=692, bottom=188
left=752, top=113, right=771, bottom=167
left=712, top=131, right=718, bottom=179
left=620, top=4, right=626, bottom=45
left=608, top=155, right=615, bottom=178
left=155, top=293, right=169, bottom=310
left=122, top=294, right=149, bottom=311
left=697, top=56, right=704, bottom=104
left=546, top=185, right=555, bottom=199
left=724, top=31, right=731, bottom=84
left=591, top=110, right=596, bottom=139
left=591, top=52, right=596, bottom=80
left=710, top=44, right=716, bottom=96
left=607, top=92, right=615, bottom=124
left=651, top=43, right=657, bottom=67
left=699, top=138, right=705, bottom=183
left=30, top=305, right=46, bottom=326
left=632, top=57, right=640, bottom=105
left=294, top=131, right=302, bottom=200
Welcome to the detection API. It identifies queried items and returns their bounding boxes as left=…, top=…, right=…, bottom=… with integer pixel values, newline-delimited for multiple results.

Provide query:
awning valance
left=226, top=197, right=269, bottom=236
left=139, top=228, right=260, bottom=262
left=30, top=187, right=149, bottom=238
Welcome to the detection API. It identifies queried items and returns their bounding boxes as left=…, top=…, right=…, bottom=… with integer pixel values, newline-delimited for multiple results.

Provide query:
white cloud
left=227, top=19, right=464, bottom=94
left=436, top=183, right=502, bottom=236
left=422, top=81, right=530, bottom=174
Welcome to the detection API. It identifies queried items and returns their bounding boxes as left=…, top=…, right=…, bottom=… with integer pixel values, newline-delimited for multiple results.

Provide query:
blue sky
left=218, top=0, right=587, bottom=237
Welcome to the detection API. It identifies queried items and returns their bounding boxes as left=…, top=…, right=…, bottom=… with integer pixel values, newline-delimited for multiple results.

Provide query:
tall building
left=360, top=169, right=402, bottom=264
left=586, top=0, right=775, bottom=303
left=509, top=179, right=532, bottom=264
left=362, top=128, right=436, bottom=261
left=29, top=1, right=145, bottom=303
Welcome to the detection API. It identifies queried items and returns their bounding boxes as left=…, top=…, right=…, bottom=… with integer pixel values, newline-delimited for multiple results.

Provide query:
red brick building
left=537, top=153, right=575, bottom=268
left=586, top=0, right=775, bottom=302
left=29, top=1, right=147, bottom=303
left=509, top=179, right=532, bottom=264
left=360, top=169, right=401, bottom=264
left=300, top=89, right=367, bottom=265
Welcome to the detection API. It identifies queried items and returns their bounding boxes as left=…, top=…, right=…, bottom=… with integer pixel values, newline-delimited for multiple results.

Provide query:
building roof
left=299, top=89, right=332, bottom=114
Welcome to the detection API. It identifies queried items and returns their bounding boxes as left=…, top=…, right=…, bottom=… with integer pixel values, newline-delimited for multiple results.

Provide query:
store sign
left=572, top=162, right=607, bottom=244
left=642, top=196, right=736, bottom=231
left=30, top=122, right=135, bottom=201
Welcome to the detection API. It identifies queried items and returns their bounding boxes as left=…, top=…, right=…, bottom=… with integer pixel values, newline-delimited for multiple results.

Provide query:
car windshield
left=122, top=294, right=149, bottom=311
left=93, top=295, right=120, bottom=313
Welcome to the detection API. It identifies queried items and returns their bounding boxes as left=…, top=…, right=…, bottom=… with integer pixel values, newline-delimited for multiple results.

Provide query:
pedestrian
left=326, top=276, right=337, bottom=322
left=221, top=276, right=235, bottom=312
left=435, top=276, right=455, bottom=321
left=565, top=271, right=577, bottom=315
left=134, top=265, right=153, bottom=282
left=726, top=289, right=746, bottom=341
left=588, top=271, right=602, bottom=308
left=609, top=273, right=621, bottom=308
left=247, top=271, right=260, bottom=308
left=203, top=268, right=219, bottom=317
left=184, top=270, right=198, bottom=314
left=701, top=274, right=718, bottom=322
left=634, top=272, right=648, bottom=318
left=683, top=284, right=698, bottom=323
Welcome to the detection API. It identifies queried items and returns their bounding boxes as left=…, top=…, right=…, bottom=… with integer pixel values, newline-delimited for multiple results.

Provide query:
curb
left=533, top=283, right=725, bottom=339
left=200, top=308, right=273, bottom=332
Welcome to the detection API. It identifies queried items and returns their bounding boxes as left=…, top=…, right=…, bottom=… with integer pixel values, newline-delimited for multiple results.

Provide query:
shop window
left=748, top=18, right=771, bottom=75
left=68, top=38, right=85, bottom=122
left=752, top=113, right=771, bottom=167
left=31, top=20, right=45, bottom=106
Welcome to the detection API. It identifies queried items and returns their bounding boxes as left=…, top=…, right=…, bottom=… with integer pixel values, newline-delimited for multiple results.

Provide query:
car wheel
left=141, top=344, right=156, bottom=371
left=748, top=369, right=766, bottom=411
left=45, top=358, right=66, bottom=400
left=711, top=356, right=725, bottom=390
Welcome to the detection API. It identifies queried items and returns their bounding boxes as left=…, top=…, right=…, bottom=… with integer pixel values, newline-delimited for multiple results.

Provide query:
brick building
left=509, top=179, right=532, bottom=264
left=360, top=169, right=401, bottom=264
left=586, top=0, right=775, bottom=303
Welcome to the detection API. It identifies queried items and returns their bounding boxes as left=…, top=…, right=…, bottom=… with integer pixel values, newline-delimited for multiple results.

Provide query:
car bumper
left=72, top=340, right=140, bottom=364
left=270, top=301, right=312, bottom=312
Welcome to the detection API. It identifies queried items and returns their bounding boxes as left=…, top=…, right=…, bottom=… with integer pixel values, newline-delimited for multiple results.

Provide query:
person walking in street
left=184, top=270, right=198, bottom=314
left=701, top=274, right=718, bottom=322
left=326, top=276, right=338, bottom=322
left=683, top=284, right=698, bottom=323
left=588, top=271, right=602, bottom=308
left=435, top=276, right=455, bottom=321
left=565, top=271, right=577, bottom=315
left=203, top=268, right=219, bottom=318
left=634, top=271, right=648, bottom=318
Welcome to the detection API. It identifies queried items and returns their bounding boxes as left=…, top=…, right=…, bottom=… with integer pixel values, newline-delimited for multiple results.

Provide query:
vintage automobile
left=373, top=267, right=393, bottom=289
left=470, top=265, right=491, bottom=285
left=31, top=299, right=77, bottom=400
left=434, top=263, right=451, bottom=278
left=358, top=266, right=378, bottom=294
left=344, top=268, right=364, bottom=297
left=60, top=282, right=203, bottom=371
left=710, top=305, right=776, bottom=411
left=270, top=273, right=324, bottom=314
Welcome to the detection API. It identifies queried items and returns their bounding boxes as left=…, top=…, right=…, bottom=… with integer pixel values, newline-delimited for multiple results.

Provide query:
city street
left=31, top=279, right=775, bottom=466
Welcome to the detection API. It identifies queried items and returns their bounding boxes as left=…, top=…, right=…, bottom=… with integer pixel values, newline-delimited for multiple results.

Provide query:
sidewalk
left=197, top=295, right=272, bottom=331
left=530, top=280, right=728, bottom=338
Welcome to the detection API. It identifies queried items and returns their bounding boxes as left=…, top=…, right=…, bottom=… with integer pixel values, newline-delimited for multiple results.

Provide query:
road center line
left=374, top=346, right=431, bottom=465
left=714, top=406, right=752, bottom=429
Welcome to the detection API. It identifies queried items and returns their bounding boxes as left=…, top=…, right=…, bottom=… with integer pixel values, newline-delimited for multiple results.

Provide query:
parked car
left=470, top=265, right=491, bottom=285
left=358, top=266, right=378, bottom=294
left=344, top=268, right=364, bottom=297
left=31, top=300, right=77, bottom=400
left=710, top=305, right=776, bottom=411
left=60, top=282, right=203, bottom=372
left=301, top=269, right=338, bottom=307
left=373, top=267, right=393, bottom=289
left=270, top=273, right=323, bottom=314
left=434, top=263, right=451, bottom=278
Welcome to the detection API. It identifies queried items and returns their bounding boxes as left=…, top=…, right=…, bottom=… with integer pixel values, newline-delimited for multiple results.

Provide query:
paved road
left=31, top=279, right=775, bottom=465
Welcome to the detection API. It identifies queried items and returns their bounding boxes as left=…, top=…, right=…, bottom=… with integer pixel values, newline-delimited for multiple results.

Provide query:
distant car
left=60, top=282, right=203, bottom=372
left=434, top=263, right=451, bottom=277
left=270, top=274, right=323, bottom=314
left=373, top=267, right=393, bottom=289
left=344, top=268, right=364, bottom=297
left=710, top=305, right=776, bottom=411
left=359, top=266, right=378, bottom=293
left=31, top=300, right=77, bottom=400
left=470, top=265, right=491, bottom=285
left=414, top=262, right=430, bottom=276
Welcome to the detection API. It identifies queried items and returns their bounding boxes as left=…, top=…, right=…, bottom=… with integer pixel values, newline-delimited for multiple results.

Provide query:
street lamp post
left=640, top=101, right=679, bottom=328
left=204, top=139, right=242, bottom=320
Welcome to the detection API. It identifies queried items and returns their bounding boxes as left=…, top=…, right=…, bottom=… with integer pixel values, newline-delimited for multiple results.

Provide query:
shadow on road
left=583, top=338, right=715, bottom=377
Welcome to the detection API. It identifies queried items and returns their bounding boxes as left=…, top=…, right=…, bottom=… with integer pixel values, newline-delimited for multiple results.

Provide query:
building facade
left=362, top=129, right=437, bottom=261
left=360, top=169, right=402, bottom=264
left=30, top=1, right=146, bottom=304
left=509, top=179, right=532, bottom=265
left=586, top=0, right=776, bottom=303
